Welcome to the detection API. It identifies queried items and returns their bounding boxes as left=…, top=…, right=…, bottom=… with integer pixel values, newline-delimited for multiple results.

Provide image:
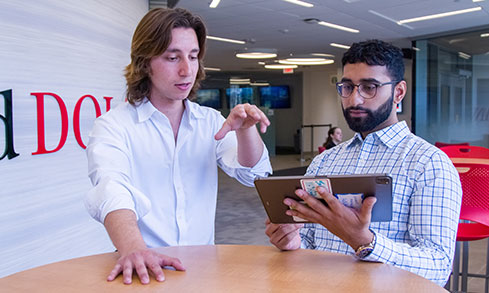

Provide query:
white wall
left=0, top=0, right=147, bottom=277
left=302, top=66, right=349, bottom=152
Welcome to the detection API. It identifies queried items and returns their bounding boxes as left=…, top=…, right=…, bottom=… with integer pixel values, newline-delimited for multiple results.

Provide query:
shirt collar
left=136, top=98, right=157, bottom=123
left=347, top=121, right=411, bottom=149
left=136, top=98, right=206, bottom=123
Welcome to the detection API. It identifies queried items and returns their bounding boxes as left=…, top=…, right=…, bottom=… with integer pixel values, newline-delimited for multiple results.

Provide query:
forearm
left=236, top=126, right=264, bottom=167
left=104, top=209, right=147, bottom=255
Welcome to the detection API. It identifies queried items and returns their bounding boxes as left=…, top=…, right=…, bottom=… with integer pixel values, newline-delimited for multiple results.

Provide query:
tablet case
left=254, top=174, right=392, bottom=223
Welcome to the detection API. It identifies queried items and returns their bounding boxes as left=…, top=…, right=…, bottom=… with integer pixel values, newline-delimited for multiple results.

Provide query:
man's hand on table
left=108, top=248, right=185, bottom=285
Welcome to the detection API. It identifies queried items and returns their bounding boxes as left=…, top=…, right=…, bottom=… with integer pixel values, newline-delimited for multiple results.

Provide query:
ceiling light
left=458, top=52, right=471, bottom=59
left=449, top=38, right=466, bottom=44
left=204, top=67, right=221, bottom=71
left=398, top=7, right=482, bottom=24
left=278, top=58, right=334, bottom=65
left=236, top=49, right=277, bottom=59
left=318, top=21, right=359, bottom=33
left=330, top=43, right=350, bottom=49
left=236, top=52, right=277, bottom=59
left=250, top=82, right=270, bottom=86
left=368, top=10, right=414, bottom=30
left=264, top=64, right=298, bottom=69
left=207, top=35, right=246, bottom=44
left=282, top=0, right=314, bottom=8
left=229, top=78, right=250, bottom=82
left=229, top=78, right=251, bottom=85
left=481, top=33, right=489, bottom=38
left=311, top=53, right=335, bottom=58
left=473, top=0, right=484, bottom=2
left=209, top=0, right=221, bottom=8
left=412, top=47, right=420, bottom=51
left=258, top=61, right=266, bottom=65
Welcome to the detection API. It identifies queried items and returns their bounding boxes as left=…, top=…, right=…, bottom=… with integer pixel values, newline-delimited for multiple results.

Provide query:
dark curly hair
left=342, top=40, right=404, bottom=81
left=125, top=8, right=207, bottom=105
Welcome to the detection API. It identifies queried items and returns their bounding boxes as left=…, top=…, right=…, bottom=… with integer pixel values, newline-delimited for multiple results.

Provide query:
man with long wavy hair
left=86, top=8, right=272, bottom=285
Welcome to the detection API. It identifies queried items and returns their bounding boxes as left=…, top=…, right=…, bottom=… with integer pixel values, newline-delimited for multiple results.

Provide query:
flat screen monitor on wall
left=259, top=86, right=291, bottom=109
left=196, top=89, right=221, bottom=109
left=225, top=87, right=255, bottom=107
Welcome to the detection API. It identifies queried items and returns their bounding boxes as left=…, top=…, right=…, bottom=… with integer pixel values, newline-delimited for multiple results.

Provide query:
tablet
left=254, top=174, right=392, bottom=223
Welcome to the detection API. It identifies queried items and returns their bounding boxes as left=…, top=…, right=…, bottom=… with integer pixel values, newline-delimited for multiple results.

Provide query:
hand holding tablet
left=255, top=174, right=392, bottom=223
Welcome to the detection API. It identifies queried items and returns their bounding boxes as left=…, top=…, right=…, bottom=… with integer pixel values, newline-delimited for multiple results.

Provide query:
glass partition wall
left=414, top=28, right=489, bottom=147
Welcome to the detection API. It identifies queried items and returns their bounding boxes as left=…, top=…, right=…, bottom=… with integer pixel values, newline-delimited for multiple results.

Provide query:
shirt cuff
left=361, top=230, right=394, bottom=263
left=85, top=177, right=151, bottom=223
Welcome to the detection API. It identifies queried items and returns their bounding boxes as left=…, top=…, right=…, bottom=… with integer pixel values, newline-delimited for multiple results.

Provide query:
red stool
left=441, top=146, right=489, bottom=293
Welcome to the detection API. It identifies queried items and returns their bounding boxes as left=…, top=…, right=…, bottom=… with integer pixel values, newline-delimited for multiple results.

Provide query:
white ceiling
left=175, top=0, right=489, bottom=72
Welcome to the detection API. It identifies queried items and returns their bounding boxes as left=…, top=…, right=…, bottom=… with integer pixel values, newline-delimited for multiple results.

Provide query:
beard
left=342, top=95, right=393, bottom=133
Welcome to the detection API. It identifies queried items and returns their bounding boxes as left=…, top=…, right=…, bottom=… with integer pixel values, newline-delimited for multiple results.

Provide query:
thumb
left=214, top=122, right=232, bottom=140
left=359, top=196, right=377, bottom=222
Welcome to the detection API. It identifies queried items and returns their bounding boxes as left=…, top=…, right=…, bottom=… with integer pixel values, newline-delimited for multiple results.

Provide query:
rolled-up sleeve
left=85, top=117, right=151, bottom=223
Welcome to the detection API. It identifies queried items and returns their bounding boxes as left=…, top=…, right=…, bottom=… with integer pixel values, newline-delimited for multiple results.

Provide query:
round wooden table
left=0, top=245, right=446, bottom=292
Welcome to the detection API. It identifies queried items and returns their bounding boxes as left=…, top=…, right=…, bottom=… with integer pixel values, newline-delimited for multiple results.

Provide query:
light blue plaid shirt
left=300, top=121, right=462, bottom=286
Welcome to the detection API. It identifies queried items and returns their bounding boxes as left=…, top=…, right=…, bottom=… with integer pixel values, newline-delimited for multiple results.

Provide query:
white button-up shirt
left=85, top=99, right=272, bottom=248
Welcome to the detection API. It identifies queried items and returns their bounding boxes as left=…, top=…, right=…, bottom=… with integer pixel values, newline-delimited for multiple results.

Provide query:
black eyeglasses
left=335, top=80, right=399, bottom=99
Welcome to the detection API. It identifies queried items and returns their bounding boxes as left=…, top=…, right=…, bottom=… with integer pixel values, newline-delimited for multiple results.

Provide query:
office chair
left=440, top=146, right=489, bottom=293
left=318, top=146, right=326, bottom=154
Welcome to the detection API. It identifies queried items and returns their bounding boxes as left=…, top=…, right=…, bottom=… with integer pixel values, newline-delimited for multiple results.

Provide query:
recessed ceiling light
left=368, top=10, right=414, bottom=30
left=207, top=35, right=246, bottom=44
left=330, top=43, right=350, bottom=49
left=258, top=61, right=266, bottom=65
left=236, top=52, right=277, bottom=59
left=481, top=33, right=489, bottom=38
left=318, top=21, right=359, bottom=33
left=229, top=78, right=251, bottom=85
left=209, top=0, right=221, bottom=8
left=204, top=67, right=221, bottom=71
left=250, top=82, right=270, bottom=86
left=236, top=49, right=277, bottom=59
left=282, top=0, right=314, bottom=8
left=458, top=52, right=471, bottom=59
left=473, top=0, right=484, bottom=2
left=278, top=58, right=334, bottom=65
left=398, top=7, right=482, bottom=24
left=311, top=53, right=335, bottom=58
left=229, top=78, right=250, bottom=82
left=449, top=38, right=466, bottom=44
left=264, top=64, right=298, bottom=69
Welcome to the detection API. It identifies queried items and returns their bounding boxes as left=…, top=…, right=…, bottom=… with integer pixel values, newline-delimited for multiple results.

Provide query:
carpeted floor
left=214, top=169, right=269, bottom=245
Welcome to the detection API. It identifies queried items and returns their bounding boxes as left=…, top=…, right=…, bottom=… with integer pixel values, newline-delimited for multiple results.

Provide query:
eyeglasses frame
left=335, top=80, right=400, bottom=99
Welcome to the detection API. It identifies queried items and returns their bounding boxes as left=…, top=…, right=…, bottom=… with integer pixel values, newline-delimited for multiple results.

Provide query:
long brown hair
left=125, top=8, right=207, bottom=104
